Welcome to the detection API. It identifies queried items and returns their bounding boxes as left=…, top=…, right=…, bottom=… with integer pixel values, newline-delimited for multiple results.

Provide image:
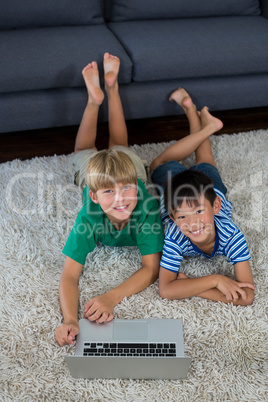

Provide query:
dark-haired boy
left=150, top=88, right=255, bottom=305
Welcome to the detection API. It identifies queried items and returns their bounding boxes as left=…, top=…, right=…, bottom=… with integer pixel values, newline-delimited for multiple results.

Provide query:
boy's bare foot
left=169, top=88, right=194, bottom=112
left=103, top=52, right=120, bottom=88
left=82, top=62, right=104, bottom=105
left=200, top=107, right=223, bottom=132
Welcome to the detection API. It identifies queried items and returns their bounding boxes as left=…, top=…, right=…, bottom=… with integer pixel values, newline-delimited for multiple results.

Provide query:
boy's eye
left=104, top=189, right=113, bottom=194
left=176, top=216, right=185, bottom=220
left=196, top=209, right=204, bottom=215
left=122, top=185, right=132, bottom=192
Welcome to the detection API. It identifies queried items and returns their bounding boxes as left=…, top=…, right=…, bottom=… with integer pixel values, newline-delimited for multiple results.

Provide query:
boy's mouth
left=113, top=204, right=129, bottom=212
left=189, top=227, right=204, bottom=236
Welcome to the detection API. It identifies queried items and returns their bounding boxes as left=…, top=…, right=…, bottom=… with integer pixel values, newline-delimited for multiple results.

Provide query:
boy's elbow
left=159, top=286, right=167, bottom=299
left=237, top=290, right=255, bottom=306
left=159, top=284, right=175, bottom=300
left=244, top=291, right=255, bottom=306
left=239, top=298, right=254, bottom=306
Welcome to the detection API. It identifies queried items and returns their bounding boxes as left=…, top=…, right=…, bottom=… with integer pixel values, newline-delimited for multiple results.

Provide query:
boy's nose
left=115, top=190, right=124, bottom=202
left=187, top=215, right=199, bottom=228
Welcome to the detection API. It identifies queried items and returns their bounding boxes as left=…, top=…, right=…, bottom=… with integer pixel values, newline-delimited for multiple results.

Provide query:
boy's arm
left=84, top=252, right=161, bottom=323
left=195, top=260, right=255, bottom=305
left=159, top=264, right=255, bottom=305
left=55, top=257, right=83, bottom=346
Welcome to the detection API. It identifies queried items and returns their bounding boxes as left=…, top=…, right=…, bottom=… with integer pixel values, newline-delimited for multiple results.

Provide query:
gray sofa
left=1, top=0, right=268, bottom=134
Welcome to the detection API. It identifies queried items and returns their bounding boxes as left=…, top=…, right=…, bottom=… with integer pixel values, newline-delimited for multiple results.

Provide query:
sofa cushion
left=260, top=0, right=268, bottom=17
left=0, top=0, right=103, bottom=29
left=0, top=25, right=133, bottom=93
left=109, top=16, right=268, bottom=81
left=109, top=0, right=261, bottom=21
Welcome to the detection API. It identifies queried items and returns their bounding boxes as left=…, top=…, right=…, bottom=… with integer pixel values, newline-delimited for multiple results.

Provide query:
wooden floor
left=1, top=107, right=267, bottom=163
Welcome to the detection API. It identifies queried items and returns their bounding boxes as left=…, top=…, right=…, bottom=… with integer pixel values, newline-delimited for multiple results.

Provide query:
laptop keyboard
left=83, top=342, right=176, bottom=357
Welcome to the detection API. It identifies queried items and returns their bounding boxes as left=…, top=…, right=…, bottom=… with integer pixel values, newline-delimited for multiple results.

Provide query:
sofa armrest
left=261, top=0, right=268, bottom=17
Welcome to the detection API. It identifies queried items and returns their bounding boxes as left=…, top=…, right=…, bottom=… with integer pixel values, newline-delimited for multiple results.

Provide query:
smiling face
left=171, top=195, right=221, bottom=249
left=90, top=182, right=138, bottom=226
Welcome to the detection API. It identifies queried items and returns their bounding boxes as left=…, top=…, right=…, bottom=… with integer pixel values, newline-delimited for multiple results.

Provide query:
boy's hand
left=55, top=321, right=80, bottom=346
left=215, top=275, right=256, bottom=302
left=84, top=293, right=115, bottom=324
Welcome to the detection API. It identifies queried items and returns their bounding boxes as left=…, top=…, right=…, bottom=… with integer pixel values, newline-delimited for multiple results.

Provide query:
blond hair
left=86, top=149, right=137, bottom=193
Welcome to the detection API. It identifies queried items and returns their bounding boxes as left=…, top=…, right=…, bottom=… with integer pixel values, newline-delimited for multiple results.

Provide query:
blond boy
left=55, top=54, right=164, bottom=346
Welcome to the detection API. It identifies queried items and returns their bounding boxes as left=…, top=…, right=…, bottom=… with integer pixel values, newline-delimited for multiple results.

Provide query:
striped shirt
left=160, top=188, right=251, bottom=273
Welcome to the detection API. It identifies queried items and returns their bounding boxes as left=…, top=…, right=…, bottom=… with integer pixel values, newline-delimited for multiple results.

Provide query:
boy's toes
left=104, top=52, right=119, bottom=61
left=82, top=63, right=91, bottom=72
left=83, top=61, right=98, bottom=73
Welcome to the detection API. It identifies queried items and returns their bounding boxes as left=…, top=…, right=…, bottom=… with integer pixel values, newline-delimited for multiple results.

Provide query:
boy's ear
left=213, top=196, right=221, bottom=214
left=89, top=190, right=99, bottom=204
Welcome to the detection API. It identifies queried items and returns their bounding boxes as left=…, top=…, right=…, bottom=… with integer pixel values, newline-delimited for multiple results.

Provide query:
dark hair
left=164, top=170, right=217, bottom=215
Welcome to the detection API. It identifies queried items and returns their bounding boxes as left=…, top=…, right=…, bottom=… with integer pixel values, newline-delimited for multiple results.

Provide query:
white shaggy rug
left=1, top=130, right=268, bottom=401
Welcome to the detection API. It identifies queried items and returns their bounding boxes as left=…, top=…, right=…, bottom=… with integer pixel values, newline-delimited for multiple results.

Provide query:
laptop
left=65, top=318, right=191, bottom=379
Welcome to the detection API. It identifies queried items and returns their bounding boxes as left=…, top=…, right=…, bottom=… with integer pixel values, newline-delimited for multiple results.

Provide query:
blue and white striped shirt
left=160, top=188, right=251, bottom=273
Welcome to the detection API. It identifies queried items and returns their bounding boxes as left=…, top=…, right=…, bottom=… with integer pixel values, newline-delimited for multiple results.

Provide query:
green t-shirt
left=63, top=179, right=164, bottom=265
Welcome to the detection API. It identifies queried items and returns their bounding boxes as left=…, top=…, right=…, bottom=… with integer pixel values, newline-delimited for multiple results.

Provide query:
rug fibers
left=0, top=130, right=268, bottom=401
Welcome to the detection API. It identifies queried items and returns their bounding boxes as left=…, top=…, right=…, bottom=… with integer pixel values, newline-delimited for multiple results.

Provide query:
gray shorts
left=68, top=145, right=147, bottom=191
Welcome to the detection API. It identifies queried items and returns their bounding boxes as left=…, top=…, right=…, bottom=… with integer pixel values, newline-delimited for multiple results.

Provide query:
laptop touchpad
left=113, top=320, right=148, bottom=341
